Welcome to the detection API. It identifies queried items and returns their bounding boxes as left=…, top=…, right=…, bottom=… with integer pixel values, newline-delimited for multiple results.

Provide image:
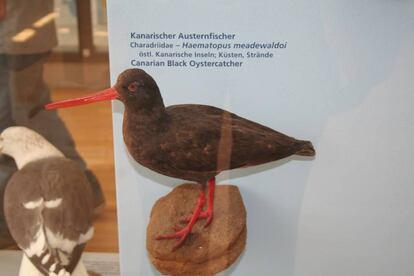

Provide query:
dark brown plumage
left=45, top=68, right=315, bottom=250
left=115, top=69, right=315, bottom=183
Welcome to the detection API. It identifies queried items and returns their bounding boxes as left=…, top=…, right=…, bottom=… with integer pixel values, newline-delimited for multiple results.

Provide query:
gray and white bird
left=0, top=127, right=94, bottom=276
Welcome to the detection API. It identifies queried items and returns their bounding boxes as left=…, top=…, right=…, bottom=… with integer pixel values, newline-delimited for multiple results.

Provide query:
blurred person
left=0, top=0, right=105, bottom=247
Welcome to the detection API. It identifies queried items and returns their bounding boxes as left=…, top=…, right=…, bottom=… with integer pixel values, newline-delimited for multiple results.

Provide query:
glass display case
left=0, top=0, right=118, bottom=275
left=1, top=1, right=414, bottom=276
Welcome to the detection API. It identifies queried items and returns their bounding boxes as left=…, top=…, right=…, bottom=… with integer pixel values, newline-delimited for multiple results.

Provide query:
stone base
left=147, top=184, right=247, bottom=276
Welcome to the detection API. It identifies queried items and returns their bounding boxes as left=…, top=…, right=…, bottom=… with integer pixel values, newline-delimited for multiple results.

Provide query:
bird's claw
left=180, top=209, right=213, bottom=227
left=156, top=191, right=206, bottom=250
left=203, top=210, right=213, bottom=227
left=156, top=225, right=192, bottom=251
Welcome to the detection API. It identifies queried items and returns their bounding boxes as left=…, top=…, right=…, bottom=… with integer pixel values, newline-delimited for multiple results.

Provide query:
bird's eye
left=127, top=81, right=140, bottom=93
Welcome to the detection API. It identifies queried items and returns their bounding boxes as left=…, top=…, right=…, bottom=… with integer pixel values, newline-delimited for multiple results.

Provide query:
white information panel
left=107, top=1, right=414, bottom=275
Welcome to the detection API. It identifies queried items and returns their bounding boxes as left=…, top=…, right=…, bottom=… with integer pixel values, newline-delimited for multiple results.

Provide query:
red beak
left=45, top=88, right=119, bottom=110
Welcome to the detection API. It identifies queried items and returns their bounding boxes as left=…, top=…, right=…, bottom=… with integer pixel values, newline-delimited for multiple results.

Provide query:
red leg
left=181, top=178, right=215, bottom=227
left=200, top=177, right=215, bottom=227
left=156, top=191, right=206, bottom=250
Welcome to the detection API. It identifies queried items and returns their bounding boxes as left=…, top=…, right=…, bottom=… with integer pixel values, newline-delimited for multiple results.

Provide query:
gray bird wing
left=4, top=157, right=94, bottom=275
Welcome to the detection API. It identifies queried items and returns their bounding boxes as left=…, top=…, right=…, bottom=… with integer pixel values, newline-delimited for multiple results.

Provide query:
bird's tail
left=295, top=140, right=315, bottom=157
left=71, top=261, right=89, bottom=276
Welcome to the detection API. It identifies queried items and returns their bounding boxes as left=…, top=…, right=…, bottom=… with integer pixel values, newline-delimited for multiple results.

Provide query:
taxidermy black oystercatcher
left=0, top=127, right=94, bottom=276
left=45, top=68, right=315, bottom=249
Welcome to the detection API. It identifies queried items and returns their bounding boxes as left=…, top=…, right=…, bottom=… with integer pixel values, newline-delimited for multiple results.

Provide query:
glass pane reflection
left=54, top=0, right=80, bottom=53
left=92, top=0, right=108, bottom=52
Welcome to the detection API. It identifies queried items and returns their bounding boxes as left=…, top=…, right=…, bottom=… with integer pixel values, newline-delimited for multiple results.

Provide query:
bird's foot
left=199, top=208, right=214, bottom=227
left=180, top=206, right=213, bottom=227
left=180, top=178, right=215, bottom=227
left=156, top=191, right=206, bottom=251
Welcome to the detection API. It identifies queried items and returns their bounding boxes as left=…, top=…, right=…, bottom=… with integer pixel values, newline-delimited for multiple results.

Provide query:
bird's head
left=0, top=126, right=30, bottom=157
left=45, top=68, right=164, bottom=112
left=0, top=127, right=63, bottom=169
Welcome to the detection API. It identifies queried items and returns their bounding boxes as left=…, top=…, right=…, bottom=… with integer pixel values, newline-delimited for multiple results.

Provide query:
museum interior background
left=0, top=0, right=118, bottom=253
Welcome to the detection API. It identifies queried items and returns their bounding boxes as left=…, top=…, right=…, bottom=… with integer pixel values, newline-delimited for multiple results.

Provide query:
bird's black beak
left=44, top=87, right=119, bottom=110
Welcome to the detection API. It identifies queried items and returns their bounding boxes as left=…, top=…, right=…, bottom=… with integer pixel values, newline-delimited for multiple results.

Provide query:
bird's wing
left=4, top=158, right=94, bottom=275
left=160, top=104, right=305, bottom=173
left=155, top=105, right=224, bottom=173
